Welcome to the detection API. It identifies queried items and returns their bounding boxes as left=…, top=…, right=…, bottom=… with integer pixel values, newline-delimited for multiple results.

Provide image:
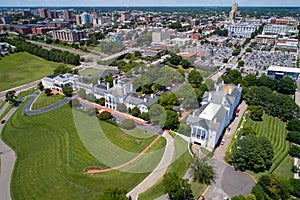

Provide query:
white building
left=42, top=73, right=80, bottom=92
left=263, top=24, right=298, bottom=35
left=227, top=24, right=261, bottom=38
left=81, top=12, right=93, bottom=25
left=170, top=38, right=192, bottom=46
left=186, top=83, right=242, bottom=151
left=152, top=31, right=171, bottom=44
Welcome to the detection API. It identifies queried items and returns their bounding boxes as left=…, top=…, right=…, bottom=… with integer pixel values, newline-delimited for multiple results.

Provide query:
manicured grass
left=273, top=155, right=294, bottom=179
left=0, top=101, right=5, bottom=110
left=31, top=92, right=64, bottom=110
left=245, top=114, right=289, bottom=173
left=79, top=68, right=104, bottom=77
left=0, top=104, right=13, bottom=120
left=1, top=103, right=165, bottom=200
left=138, top=133, right=198, bottom=200
left=16, top=88, right=38, bottom=100
left=0, top=52, right=73, bottom=91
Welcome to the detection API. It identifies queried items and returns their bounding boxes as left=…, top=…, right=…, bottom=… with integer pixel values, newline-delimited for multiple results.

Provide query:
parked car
left=1, top=120, right=6, bottom=124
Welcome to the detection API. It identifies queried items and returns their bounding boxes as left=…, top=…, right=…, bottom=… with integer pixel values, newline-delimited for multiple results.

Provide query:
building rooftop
left=267, top=66, right=300, bottom=74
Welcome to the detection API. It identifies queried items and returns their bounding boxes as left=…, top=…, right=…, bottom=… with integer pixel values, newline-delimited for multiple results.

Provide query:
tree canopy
left=98, top=187, right=127, bottom=200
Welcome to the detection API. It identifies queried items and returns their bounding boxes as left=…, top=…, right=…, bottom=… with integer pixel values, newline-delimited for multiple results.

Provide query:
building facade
left=227, top=24, right=260, bottom=38
left=229, top=3, right=238, bottom=23
left=186, top=83, right=242, bottom=151
left=52, top=29, right=88, bottom=42
left=267, top=66, right=300, bottom=81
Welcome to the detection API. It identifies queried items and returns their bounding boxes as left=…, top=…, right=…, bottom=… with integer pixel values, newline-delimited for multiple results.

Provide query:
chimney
left=229, top=88, right=232, bottom=95
left=97, top=80, right=101, bottom=85
left=106, top=82, right=109, bottom=90
left=123, top=87, right=127, bottom=95
left=113, top=79, right=116, bottom=87
left=222, top=81, right=224, bottom=85
left=151, top=94, right=154, bottom=98
left=144, top=98, right=147, bottom=103
left=237, top=83, right=240, bottom=88
left=213, top=117, right=217, bottom=123
left=216, top=85, right=219, bottom=91
left=90, top=83, right=93, bottom=87
left=222, top=96, right=226, bottom=105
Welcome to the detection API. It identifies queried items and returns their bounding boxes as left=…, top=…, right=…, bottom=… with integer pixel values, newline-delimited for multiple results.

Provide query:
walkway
left=204, top=101, right=256, bottom=199
left=127, top=132, right=174, bottom=200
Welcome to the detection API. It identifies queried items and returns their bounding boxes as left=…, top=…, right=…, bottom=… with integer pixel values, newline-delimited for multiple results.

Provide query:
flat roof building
left=267, top=66, right=300, bottom=81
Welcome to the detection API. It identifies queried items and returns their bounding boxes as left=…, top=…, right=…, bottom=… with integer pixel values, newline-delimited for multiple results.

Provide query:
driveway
left=204, top=101, right=256, bottom=199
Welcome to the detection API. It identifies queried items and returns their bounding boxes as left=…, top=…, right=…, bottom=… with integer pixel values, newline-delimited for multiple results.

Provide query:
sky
left=0, top=0, right=300, bottom=7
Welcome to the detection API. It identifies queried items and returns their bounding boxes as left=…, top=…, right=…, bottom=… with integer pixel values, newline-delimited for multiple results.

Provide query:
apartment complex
left=52, top=29, right=88, bottom=42
left=227, top=24, right=261, bottom=38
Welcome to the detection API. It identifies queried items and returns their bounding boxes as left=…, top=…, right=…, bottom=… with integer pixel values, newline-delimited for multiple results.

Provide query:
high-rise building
left=22, top=10, right=31, bottom=16
left=121, top=11, right=131, bottom=22
left=63, top=10, right=72, bottom=20
left=152, top=31, right=171, bottom=44
left=1, top=16, right=12, bottom=25
left=76, top=15, right=82, bottom=25
left=47, top=10, right=57, bottom=19
left=80, top=12, right=93, bottom=25
left=229, top=3, right=238, bottom=23
left=38, top=8, right=48, bottom=18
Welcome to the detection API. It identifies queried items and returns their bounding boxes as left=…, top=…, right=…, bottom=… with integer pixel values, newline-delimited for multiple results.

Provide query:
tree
left=246, top=194, right=256, bottom=200
left=167, top=53, right=182, bottom=66
left=117, top=103, right=127, bottom=113
left=240, top=127, right=256, bottom=136
left=222, top=69, right=242, bottom=85
left=291, top=165, right=299, bottom=174
left=87, top=107, right=97, bottom=116
left=163, top=173, right=194, bottom=200
left=158, top=93, right=178, bottom=110
left=97, top=97, right=105, bottom=106
left=180, top=59, right=191, bottom=69
left=232, top=135, right=273, bottom=172
left=286, top=131, right=300, bottom=145
left=238, top=60, right=245, bottom=67
left=188, top=69, right=203, bottom=88
left=86, top=93, right=96, bottom=102
left=192, top=157, right=215, bottom=185
left=139, top=112, right=150, bottom=121
left=44, top=88, right=52, bottom=96
left=242, top=74, right=257, bottom=87
left=77, top=88, right=86, bottom=99
left=290, top=179, right=300, bottom=198
left=98, top=111, right=112, bottom=120
left=69, top=99, right=80, bottom=107
left=246, top=48, right=253, bottom=52
left=120, top=119, right=136, bottom=130
left=287, top=119, right=300, bottom=132
left=231, top=195, right=246, bottom=200
left=5, top=90, right=17, bottom=105
left=38, top=82, right=44, bottom=91
left=98, top=187, right=127, bottom=200
left=249, top=106, right=263, bottom=121
left=54, top=64, right=72, bottom=74
left=276, top=77, right=297, bottom=95
left=149, top=104, right=166, bottom=126
left=178, top=124, right=192, bottom=137
left=289, top=145, right=300, bottom=158
left=130, top=107, right=141, bottom=117
left=62, top=86, right=73, bottom=97
left=163, top=110, right=179, bottom=130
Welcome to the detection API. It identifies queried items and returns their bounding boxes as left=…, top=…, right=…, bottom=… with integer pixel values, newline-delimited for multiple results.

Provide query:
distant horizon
left=1, top=0, right=300, bottom=7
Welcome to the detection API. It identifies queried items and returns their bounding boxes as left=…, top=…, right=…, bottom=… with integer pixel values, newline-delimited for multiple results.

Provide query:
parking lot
left=244, top=51, right=297, bottom=69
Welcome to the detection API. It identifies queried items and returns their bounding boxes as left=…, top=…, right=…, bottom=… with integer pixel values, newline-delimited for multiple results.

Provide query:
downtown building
left=52, top=29, right=88, bottom=42
left=226, top=23, right=261, bottom=38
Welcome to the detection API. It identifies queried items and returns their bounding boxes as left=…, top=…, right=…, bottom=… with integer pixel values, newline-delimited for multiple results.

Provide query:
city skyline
left=1, top=0, right=300, bottom=7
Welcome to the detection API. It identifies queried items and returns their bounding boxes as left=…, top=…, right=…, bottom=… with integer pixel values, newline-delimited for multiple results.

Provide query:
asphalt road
left=0, top=106, right=18, bottom=200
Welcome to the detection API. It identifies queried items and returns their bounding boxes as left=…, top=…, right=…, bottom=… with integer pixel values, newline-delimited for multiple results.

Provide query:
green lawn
left=79, top=68, right=105, bottom=77
left=138, top=133, right=204, bottom=200
left=1, top=103, right=165, bottom=200
left=31, top=92, right=64, bottom=110
left=0, top=104, right=13, bottom=120
left=0, top=101, right=6, bottom=110
left=273, top=155, right=294, bottom=179
left=0, top=52, right=73, bottom=91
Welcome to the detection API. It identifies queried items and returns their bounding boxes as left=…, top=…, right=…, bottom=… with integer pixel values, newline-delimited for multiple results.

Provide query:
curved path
left=22, top=90, right=71, bottom=116
left=127, top=132, right=174, bottom=200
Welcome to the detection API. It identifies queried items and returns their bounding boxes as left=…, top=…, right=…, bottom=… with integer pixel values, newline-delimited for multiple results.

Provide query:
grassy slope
left=31, top=92, right=64, bottom=110
left=1, top=103, right=165, bottom=200
left=0, top=52, right=72, bottom=91
left=138, top=133, right=204, bottom=200
left=242, top=114, right=291, bottom=180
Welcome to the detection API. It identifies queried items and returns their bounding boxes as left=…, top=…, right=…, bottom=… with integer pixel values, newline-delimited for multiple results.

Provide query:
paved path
left=0, top=106, right=18, bottom=200
left=22, top=91, right=71, bottom=116
left=127, top=132, right=174, bottom=200
left=0, top=80, right=40, bottom=101
left=204, top=101, right=256, bottom=199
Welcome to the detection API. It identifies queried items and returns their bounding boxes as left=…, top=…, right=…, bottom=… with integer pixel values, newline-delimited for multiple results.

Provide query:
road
left=127, top=132, right=174, bottom=200
left=0, top=106, right=18, bottom=200
left=204, top=101, right=256, bottom=199
left=0, top=80, right=40, bottom=101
